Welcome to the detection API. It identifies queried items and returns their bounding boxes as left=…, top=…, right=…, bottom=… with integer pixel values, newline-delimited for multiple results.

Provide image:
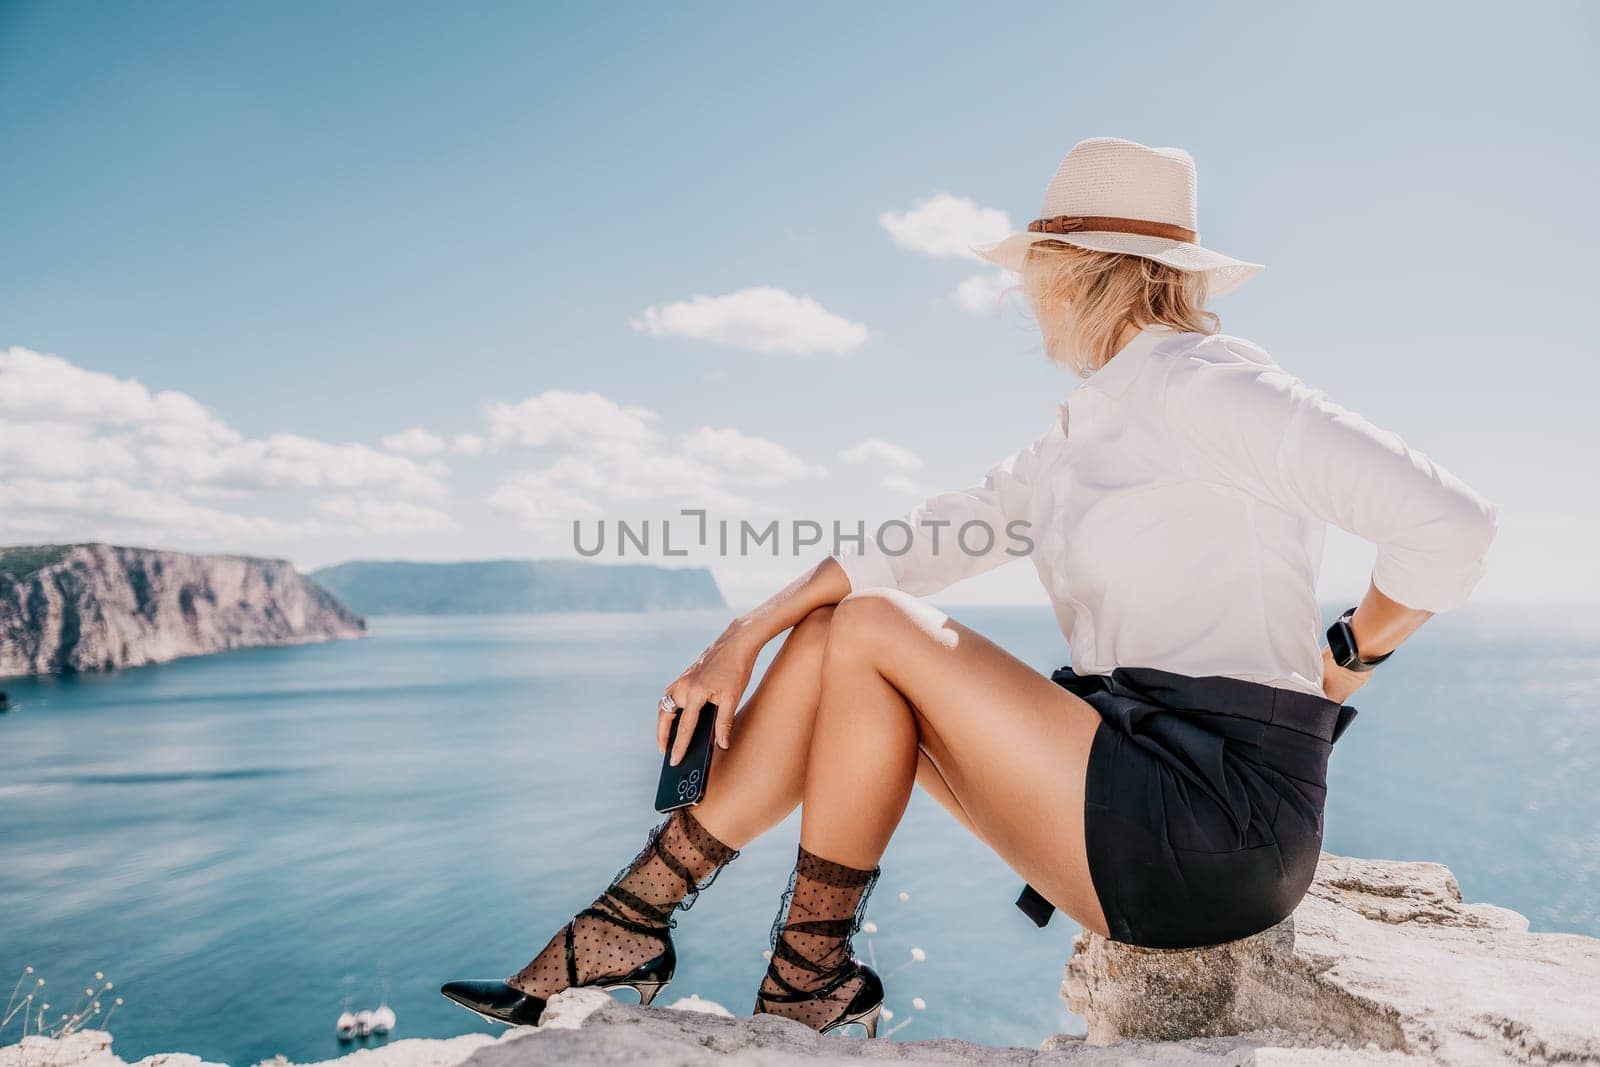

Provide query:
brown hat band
left=1027, top=215, right=1197, bottom=243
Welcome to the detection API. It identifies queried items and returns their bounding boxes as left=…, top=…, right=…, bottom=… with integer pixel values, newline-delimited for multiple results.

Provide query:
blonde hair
left=1021, top=241, right=1218, bottom=376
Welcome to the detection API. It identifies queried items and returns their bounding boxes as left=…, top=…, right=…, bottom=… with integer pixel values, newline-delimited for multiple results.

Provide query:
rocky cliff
left=6, top=854, right=1595, bottom=1065
left=0, top=543, right=365, bottom=678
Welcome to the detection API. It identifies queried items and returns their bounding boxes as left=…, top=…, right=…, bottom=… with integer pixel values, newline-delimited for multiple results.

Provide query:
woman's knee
left=788, top=604, right=835, bottom=652
left=825, top=588, right=919, bottom=662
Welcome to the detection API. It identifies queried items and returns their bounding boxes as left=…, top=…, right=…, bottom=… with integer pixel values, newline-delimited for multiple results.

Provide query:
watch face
left=1329, top=617, right=1360, bottom=670
left=1329, top=615, right=1382, bottom=672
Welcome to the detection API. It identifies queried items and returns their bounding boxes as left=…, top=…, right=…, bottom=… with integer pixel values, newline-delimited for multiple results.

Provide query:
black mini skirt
left=1016, top=665, right=1357, bottom=950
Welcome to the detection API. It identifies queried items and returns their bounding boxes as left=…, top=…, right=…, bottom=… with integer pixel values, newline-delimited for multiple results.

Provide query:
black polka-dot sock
left=754, top=845, right=879, bottom=1030
left=508, top=808, right=737, bottom=998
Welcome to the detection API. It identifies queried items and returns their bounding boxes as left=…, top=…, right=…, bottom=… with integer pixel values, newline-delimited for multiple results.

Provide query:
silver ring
left=658, top=694, right=677, bottom=716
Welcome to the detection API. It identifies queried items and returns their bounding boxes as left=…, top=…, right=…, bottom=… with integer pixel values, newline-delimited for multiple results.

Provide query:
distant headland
left=0, top=546, right=725, bottom=680
left=308, top=558, right=725, bottom=616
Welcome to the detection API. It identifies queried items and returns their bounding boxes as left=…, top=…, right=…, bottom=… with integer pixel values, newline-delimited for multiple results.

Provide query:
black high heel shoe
left=441, top=908, right=676, bottom=1027
left=754, top=959, right=883, bottom=1038
left=446, top=809, right=739, bottom=1027
left=753, top=846, right=884, bottom=1037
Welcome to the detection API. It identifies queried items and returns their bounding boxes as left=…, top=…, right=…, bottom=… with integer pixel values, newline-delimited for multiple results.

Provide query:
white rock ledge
left=1063, top=853, right=1600, bottom=1065
left=5, top=854, right=1597, bottom=1067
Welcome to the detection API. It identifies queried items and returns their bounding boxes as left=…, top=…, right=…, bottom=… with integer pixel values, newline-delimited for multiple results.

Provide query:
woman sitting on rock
left=444, top=137, right=1497, bottom=1037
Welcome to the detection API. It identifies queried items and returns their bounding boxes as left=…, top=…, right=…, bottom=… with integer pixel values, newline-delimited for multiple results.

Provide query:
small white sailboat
left=333, top=973, right=395, bottom=1042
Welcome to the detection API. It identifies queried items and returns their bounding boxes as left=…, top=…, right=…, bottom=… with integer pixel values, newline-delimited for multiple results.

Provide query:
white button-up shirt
left=834, top=327, right=1498, bottom=696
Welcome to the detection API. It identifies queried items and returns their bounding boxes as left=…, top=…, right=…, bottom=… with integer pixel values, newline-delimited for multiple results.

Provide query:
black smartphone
left=655, top=702, right=717, bottom=813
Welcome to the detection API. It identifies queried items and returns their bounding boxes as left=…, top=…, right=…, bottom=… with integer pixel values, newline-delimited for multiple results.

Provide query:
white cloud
left=486, top=471, right=604, bottom=527
left=879, top=194, right=1013, bottom=260
left=0, top=348, right=445, bottom=497
left=883, top=474, right=932, bottom=497
left=0, top=476, right=311, bottom=543
left=953, top=271, right=1016, bottom=315
left=682, top=427, right=822, bottom=485
left=0, top=346, right=451, bottom=547
left=315, top=495, right=459, bottom=533
left=487, top=448, right=749, bottom=529
left=484, top=419, right=826, bottom=530
left=839, top=438, right=923, bottom=472
left=548, top=454, right=730, bottom=503
left=450, top=432, right=486, bottom=456
left=481, top=392, right=825, bottom=528
left=631, top=287, right=868, bottom=356
left=0, top=345, right=841, bottom=545
left=488, top=390, right=658, bottom=452
left=381, top=427, right=447, bottom=456
left=183, top=434, right=446, bottom=496
left=382, top=427, right=485, bottom=458
left=0, top=346, right=231, bottom=442
left=0, top=418, right=141, bottom=479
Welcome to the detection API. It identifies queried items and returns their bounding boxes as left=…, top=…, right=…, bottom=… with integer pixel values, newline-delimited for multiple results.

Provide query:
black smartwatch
left=1326, top=607, right=1392, bottom=673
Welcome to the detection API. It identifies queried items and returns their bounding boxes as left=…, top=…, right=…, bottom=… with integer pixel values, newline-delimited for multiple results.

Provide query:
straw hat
left=974, top=137, right=1262, bottom=296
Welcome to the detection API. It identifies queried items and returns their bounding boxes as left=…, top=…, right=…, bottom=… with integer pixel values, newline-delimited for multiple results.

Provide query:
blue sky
left=1, top=1, right=1595, bottom=605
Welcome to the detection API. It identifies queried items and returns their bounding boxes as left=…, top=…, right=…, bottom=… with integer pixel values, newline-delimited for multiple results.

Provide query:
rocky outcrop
left=5, top=856, right=1596, bottom=1065
left=0, top=543, right=365, bottom=678
left=0, top=1004, right=1401, bottom=1067
left=1064, top=853, right=1600, bottom=1064
left=0, top=1028, right=497, bottom=1067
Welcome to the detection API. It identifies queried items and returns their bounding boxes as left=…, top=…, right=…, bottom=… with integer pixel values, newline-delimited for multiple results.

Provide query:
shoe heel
left=608, top=978, right=666, bottom=1006
left=819, top=1000, right=883, bottom=1038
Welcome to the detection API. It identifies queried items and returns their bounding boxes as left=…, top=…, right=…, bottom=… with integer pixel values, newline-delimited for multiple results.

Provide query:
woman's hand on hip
left=1320, top=646, right=1369, bottom=704
left=658, top=622, right=762, bottom=764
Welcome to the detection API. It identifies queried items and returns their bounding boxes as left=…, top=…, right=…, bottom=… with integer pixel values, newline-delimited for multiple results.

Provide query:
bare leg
left=753, top=589, right=1108, bottom=1031
left=915, top=752, right=986, bottom=844
left=684, top=602, right=985, bottom=847
left=505, top=606, right=837, bottom=998
left=690, top=605, right=833, bottom=847
left=800, top=589, right=1109, bottom=936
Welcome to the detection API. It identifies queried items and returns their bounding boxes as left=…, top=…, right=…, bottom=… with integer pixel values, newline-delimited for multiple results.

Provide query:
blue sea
left=1, top=606, right=1596, bottom=1065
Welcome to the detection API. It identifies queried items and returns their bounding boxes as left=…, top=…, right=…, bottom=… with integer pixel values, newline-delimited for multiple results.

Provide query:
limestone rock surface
left=454, top=995, right=1415, bottom=1065
left=1063, top=853, right=1600, bottom=1064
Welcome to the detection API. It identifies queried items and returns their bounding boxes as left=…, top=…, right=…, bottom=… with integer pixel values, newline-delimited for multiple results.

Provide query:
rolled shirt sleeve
left=1164, top=340, right=1498, bottom=613
left=833, top=423, right=1054, bottom=596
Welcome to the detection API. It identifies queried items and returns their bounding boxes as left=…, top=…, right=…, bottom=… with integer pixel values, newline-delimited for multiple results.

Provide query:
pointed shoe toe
left=440, top=979, right=546, bottom=1026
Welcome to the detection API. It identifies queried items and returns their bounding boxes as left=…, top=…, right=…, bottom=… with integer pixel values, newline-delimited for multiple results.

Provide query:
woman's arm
left=1164, top=339, right=1497, bottom=700
left=834, top=423, right=1056, bottom=595
left=660, top=421, right=1056, bottom=763
left=660, top=557, right=850, bottom=764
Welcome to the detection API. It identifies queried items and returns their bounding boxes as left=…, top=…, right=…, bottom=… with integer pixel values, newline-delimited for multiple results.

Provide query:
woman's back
left=838, top=327, right=1497, bottom=696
